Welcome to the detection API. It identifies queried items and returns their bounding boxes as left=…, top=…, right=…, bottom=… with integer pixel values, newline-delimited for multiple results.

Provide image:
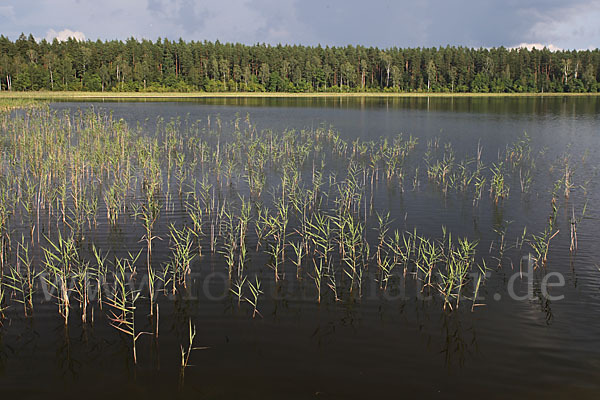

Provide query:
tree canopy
left=0, top=34, right=598, bottom=93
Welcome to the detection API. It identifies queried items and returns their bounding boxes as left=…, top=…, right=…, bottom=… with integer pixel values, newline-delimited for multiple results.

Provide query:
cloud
left=0, top=0, right=598, bottom=49
left=520, top=1, right=600, bottom=50
left=142, top=0, right=309, bottom=44
left=146, top=0, right=209, bottom=34
left=0, top=5, right=16, bottom=20
left=45, top=28, right=86, bottom=42
left=511, top=43, right=563, bottom=52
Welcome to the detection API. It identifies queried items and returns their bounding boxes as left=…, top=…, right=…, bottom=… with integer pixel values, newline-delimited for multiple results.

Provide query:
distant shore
left=1, top=91, right=599, bottom=101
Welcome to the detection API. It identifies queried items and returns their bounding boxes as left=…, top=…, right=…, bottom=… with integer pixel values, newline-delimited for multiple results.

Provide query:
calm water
left=2, top=96, right=600, bottom=399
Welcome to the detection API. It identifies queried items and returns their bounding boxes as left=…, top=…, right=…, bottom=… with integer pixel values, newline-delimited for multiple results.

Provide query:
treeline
left=1, top=33, right=599, bottom=93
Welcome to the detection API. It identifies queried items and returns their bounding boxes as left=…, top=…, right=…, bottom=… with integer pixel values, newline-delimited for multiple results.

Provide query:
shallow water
left=1, top=96, right=599, bottom=399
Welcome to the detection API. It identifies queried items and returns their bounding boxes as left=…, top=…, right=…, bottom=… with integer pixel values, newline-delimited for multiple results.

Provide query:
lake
left=1, top=95, right=599, bottom=399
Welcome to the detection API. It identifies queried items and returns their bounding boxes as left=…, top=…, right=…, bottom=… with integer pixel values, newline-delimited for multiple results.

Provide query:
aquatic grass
left=71, top=256, right=93, bottom=324
left=92, top=245, right=108, bottom=309
left=0, top=277, right=6, bottom=320
left=471, top=268, right=485, bottom=312
left=415, top=235, right=444, bottom=290
left=519, top=166, right=533, bottom=193
left=16, top=237, right=40, bottom=315
left=0, top=186, right=12, bottom=274
left=263, top=193, right=289, bottom=282
left=133, top=188, right=161, bottom=316
left=305, top=212, right=334, bottom=269
left=490, top=162, right=509, bottom=204
left=236, top=197, right=252, bottom=279
left=0, top=104, right=594, bottom=337
left=305, top=212, right=335, bottom=302
left=333, top=211, right=366, bottom=296
left=103, top=180, right=124, bottom=225
left=230, top=275, right=246, bottom=307
left=245, top=275, right=263, bottom=318
left=490, top=221, right=513, bottom=268
left=174, top=151, right=187, bottom=197
left=105, top=252, right=147, bottom=364
left=437, top=237, right=479, bottom=310
left=289, top=240, right=304, bottom=280
left=569, top=202, right=587, bottom=253
left=472, top=175, right=486, bottom=206
left=326, top=259, right=340, bottom=302
left=219, top=207, right=238, bottom=281
left=425, top=143, right=455, bottom=194
left=385, top=230, right=411, bottom=279
left=375, top=212, right=391, bottom=272
left=453, top=158, right=478, bottom=192
left=179, top=318, right=209, bottom=386
left=185, top=178, right=212, bottom=257
left=245, top=156, right=267, bottom=198
left=562, top=156, right=575, bottom=199
left=528, top=228, right=560, bottom=268
left=42, top=231, right=78, bottom=325
left=310, top=258, right=325, bottom=304
left=5, top=240, right=39, bottom=317
left=164, top=224, right=196, bottom=294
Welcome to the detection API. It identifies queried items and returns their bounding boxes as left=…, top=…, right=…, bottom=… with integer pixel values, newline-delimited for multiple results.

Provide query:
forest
left=0, top=33, right=599, bottom=93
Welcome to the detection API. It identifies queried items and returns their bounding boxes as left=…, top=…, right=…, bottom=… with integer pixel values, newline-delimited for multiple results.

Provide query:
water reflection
left=50, top=95, right=600, bottom=116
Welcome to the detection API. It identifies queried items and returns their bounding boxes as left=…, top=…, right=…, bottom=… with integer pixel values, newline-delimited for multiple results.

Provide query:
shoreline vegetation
left=0, top=97, right=40, bottom=111
left=1, top=91, right=600, bottom=100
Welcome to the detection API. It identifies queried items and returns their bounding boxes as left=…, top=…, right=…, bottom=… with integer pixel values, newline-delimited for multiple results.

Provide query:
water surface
left=1, top=96, right=599, bottom=399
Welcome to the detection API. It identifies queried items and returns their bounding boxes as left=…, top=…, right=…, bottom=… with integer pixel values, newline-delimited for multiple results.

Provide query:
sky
left=0, top=0, right=599, bottom=50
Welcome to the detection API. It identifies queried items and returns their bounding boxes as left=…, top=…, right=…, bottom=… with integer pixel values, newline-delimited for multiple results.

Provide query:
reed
left=471, top=268, right=484, bottom=312
left=133, top=188, right=161, bottom=316
left=490, top=163, right=509, bottom=204
left=230, top=275, right=247, bottom=307
left=491, top=221, right=513, bottom=268
left=0, top=277, right=6, bottom=320
left=236, top=197, right=252, bottom=279
left=437, top=237, right=479, bottom=310
left=0, top=103, right=593, bottom=352
left=92, top=245, right=108, bottom=308
left=71, top=257, right=92, bottom=324
left=334, top=211, right=366, bottom=296
left=185, top=178, right=212, bottom=258
left=570, top=202, right=587, bottom=253
left=219, top=207, right=238, bottom=281
left=311, top=258, right=324, bottom=304
left=289, top=240, right=304, bottom=280
left=179, top=318, right=209, bottom=386
left=165, top=224, right=196, bottom=294
left=245, top=275, right=263, bottom=318
left=528, top=228, right=560, bottom=268
left=415, top=236, right=443, bottom=290
left=103, top=181, right=124, bottom=225
left=263, top=194, right=289, bottom=282
left=0, top=187, right=11, bottom=274
left=42, top=231, right=78, bottom=325
left=105, top=252, right=146, bottom=364
left=18, top=237, right=40, bottom=315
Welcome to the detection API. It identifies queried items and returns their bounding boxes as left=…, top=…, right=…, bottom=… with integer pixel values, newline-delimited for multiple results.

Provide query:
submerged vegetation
left=0, top=105, right=593, bottom=369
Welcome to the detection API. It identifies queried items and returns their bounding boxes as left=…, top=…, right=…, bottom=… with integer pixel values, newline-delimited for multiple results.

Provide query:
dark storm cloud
left=0, top=0, right=598, bottom=49
left=289, top=0, right=599, bottom=48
